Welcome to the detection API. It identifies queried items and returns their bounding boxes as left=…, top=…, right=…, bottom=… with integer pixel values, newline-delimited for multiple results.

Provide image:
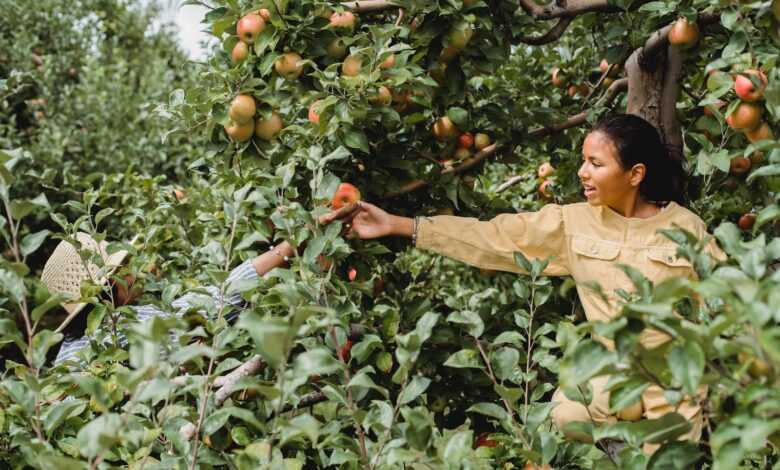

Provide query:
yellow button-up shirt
left=417, top=202, right=725, bottom=348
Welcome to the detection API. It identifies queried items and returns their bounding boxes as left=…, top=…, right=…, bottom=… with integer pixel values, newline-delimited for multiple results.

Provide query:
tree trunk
left=624, top=44, right=683, bottom=161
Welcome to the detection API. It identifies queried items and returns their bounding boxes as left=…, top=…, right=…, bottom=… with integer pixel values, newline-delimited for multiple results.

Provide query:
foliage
left=0, top=0, right=779, bottom=468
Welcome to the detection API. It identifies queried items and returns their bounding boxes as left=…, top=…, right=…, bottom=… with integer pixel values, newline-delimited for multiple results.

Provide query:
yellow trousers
left=550, top=376, right=704, bottom=454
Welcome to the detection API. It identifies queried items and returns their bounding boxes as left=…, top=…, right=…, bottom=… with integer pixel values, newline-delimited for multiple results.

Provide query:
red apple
left=475, top=433, right=498, bottom=449
left=744, top=122, right=774, bottom=143
left=274, top=52, right=304, bottom=80
left=734, top=70, right=767, bottom=102
left=308, top=100, right=323, bottom=124
left=342, top=55, right=362, bottom=76
left=255, top=112, right=283, bottom=140
left=474, top=133, right=490, bottom=150
left=727, top=103, right=762, bottom=131
left=432, top=116, right=459, bottom=141
left=379, top=54, right=396, bottom=70
left=537, top=162, right=555, bottom=178
left=458, top=132, right=474, bottom=149
left=327, top=39, right=347, bottom=59
left=237, top=13, right=265, bottom=44
left=738, top=213, right=757, bottom=231
left=347, top=267, right=357, bottom=282
left=228, top=95, right=256, bottom=124
left=454, top=147, right=471, bottom=160
left=224, top=120, right=254, bottom=142
left=338, top=339, right=353, bottom=362
left=257, top=8, right=271, bottom=21
left=369, top=86, right=392, bottom=106
left=668, top=17, right=699, bottom=48
left=729, top=156, right=751, bottom=175
left=551, top=67, right=565, bottom=87
left=538, top=179, right=555, bottom=198
left=331, top=183, right=361, bottom=209
left=329, top=11, right=357, bottom=29
left=231, top=41, right=249, bottom=63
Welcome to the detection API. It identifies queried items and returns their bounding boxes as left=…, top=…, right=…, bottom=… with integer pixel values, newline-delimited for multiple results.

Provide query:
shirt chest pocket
left=645, top=247, right=695, bottom=282
left=570, top=236, right=621, bottom=286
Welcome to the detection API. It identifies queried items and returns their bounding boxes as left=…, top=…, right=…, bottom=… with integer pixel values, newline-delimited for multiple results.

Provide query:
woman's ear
left=629, top=163, right=646, bottom=187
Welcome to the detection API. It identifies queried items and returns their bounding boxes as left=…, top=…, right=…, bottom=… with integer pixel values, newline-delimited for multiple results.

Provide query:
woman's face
left=578, top=131, right=642, bottom=208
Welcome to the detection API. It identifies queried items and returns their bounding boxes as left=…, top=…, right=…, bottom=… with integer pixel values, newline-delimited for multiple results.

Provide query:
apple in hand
left=331, top=183, right=361, bottom=209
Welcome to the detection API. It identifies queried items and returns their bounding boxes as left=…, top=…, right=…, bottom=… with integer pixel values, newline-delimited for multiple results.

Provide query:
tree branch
left=342, top=0, right=397, bottom=13
left=660, top=45, right=683, bottom=161
left=638, top=13, right=720, bottom=70
left=527, top=78, right=628, bottom=138
left=517, top=0, right=619, bottom=19
left=383, top=144, right=498, bottom=199
left=517, top=17, right=573, bottom=45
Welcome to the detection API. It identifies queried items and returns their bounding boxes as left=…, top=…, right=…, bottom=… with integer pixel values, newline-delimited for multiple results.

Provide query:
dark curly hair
left=591, top=114, right=686, bottom=205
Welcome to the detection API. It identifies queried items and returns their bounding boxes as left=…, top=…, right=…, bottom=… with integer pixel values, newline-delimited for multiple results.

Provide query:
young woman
left=340, top=114, right=725, bottom=453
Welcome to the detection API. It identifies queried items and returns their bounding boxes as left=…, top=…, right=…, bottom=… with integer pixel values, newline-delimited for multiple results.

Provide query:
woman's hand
left=346, top=202, right=413, bottom=240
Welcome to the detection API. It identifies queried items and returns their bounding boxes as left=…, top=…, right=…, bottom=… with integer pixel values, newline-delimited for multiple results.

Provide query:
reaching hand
left=320, top=201, right=411, bottom=240
left=345, top=202, right=405, bottom=240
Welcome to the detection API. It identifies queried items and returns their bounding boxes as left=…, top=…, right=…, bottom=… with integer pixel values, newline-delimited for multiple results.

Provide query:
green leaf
left=466, top=402, right=508, bottom=421
left=447, top=310, right=484, bottom=338
left=20, top=230, right=50, bottom=258
left=490, top=347, right=519, bottom=381
left=350, top=334, right=382, bottom=362
left=341, top=127, right=369, bottom=153
left=668, top=342, right=705, bottom=396
left=647, top=442, right=701, bottom=469
left=77, top=413, right=122, bottom=458
left=443, top=349, right=483, bottom=369
left=43, top=399, right=87, bottom=435
left=237, top=313, right=291, bottom=369
left=398, top=376, right=431, bottom=405
left=746, top=163, right=780, bottom=183
left=559, top=339, right=616, bottom=389
left=446, top=107, right=469, bottom=129
left=32, top=330, right=63, bottom=369
left=294, top=348, right=342, bottom=377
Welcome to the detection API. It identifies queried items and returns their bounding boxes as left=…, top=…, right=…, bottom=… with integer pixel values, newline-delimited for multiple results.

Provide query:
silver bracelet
left=268, top=245, right=289, bottom=262
left=411, top=217, right=419, bottom=246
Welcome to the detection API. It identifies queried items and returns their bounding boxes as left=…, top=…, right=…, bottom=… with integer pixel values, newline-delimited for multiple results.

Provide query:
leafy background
left=0, top=0, right=779, bottom=468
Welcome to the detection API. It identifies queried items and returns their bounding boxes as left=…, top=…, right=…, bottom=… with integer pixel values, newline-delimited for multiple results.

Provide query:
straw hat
left=40, top=232, right=131, bottom=321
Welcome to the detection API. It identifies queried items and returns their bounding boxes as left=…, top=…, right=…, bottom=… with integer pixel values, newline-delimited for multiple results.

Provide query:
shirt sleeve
left=415, top=204, right=570, bottom=276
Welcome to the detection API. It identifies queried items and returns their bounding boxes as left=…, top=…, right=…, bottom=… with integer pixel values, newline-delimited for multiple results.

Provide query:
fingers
left=318, top=202, right=361, bottom=225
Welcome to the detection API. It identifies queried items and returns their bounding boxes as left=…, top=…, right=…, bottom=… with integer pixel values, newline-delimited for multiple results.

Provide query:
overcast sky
left=157, top=1, right=213, bottom=60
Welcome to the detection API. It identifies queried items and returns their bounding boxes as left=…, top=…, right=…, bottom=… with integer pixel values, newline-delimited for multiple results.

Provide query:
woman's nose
left=577, top=163, right=587, bottom=179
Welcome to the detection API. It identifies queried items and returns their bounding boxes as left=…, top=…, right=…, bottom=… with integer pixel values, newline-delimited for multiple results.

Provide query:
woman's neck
left=609, top=195, right=661, bottom=219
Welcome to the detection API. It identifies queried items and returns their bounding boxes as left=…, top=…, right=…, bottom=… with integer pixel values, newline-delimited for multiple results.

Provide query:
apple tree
left=0, top=0, right=779, bottom=468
